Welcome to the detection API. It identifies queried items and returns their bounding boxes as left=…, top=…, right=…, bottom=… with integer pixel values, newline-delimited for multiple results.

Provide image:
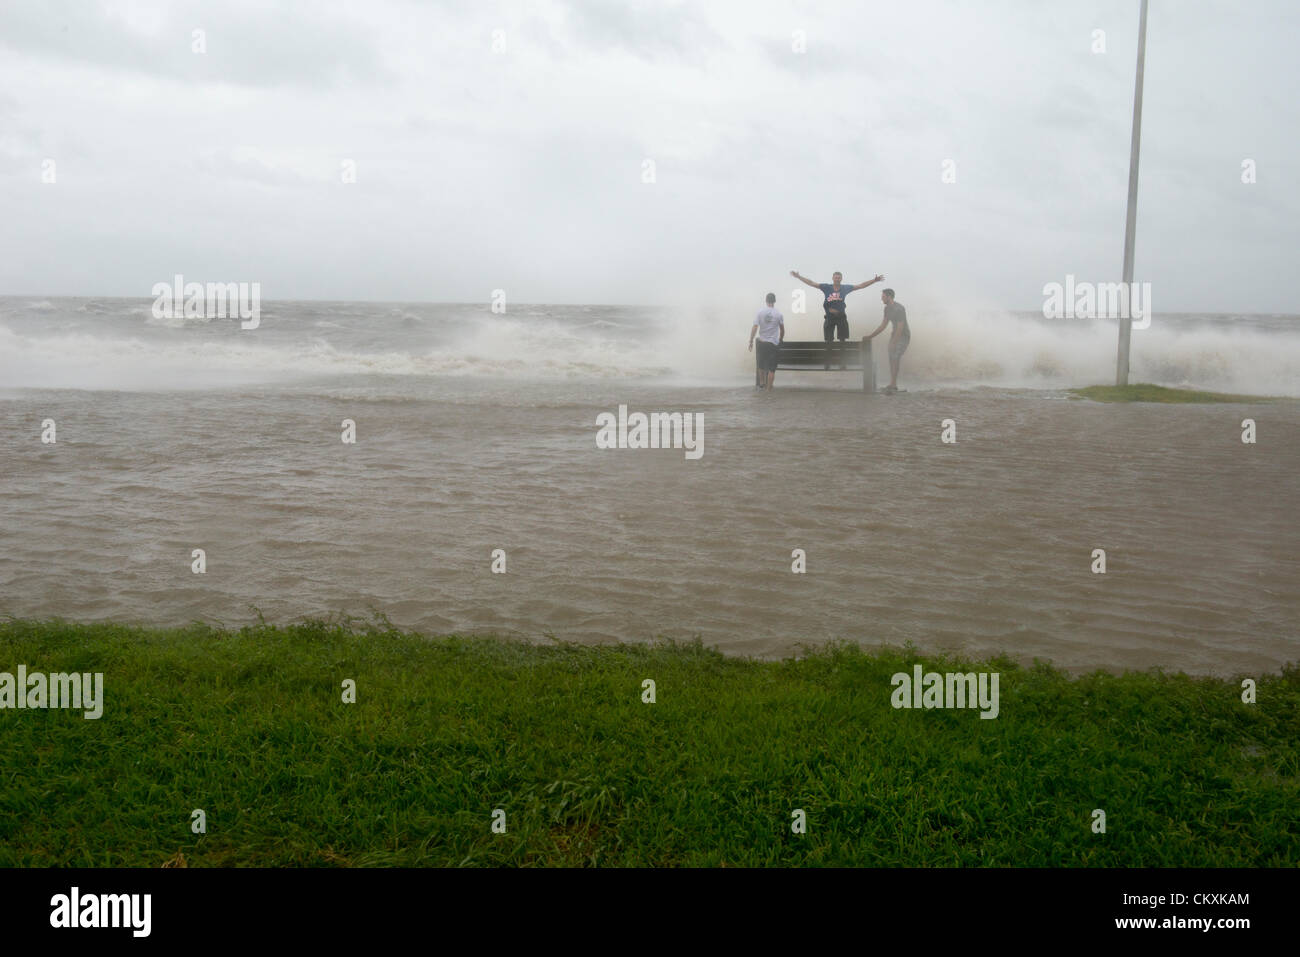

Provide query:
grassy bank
left=1, top=618, right=1295, bottom=867
left=1069, top=383, right=1281, bottom=403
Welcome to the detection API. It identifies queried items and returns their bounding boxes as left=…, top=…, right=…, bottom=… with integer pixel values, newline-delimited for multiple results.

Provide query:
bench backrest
left=773, top=340, right=864, bottom=368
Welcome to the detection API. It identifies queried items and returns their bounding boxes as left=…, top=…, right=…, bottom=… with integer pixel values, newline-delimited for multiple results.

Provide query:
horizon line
left=0, top=293, right=1296, bottom=318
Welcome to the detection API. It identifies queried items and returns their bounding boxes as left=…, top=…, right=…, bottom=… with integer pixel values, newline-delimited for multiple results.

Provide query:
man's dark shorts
left=823, top=315, right=849, bottom=341
left=756, top=340, right=780, bottom=372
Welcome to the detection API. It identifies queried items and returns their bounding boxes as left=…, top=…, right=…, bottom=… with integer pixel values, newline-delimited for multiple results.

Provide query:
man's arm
left=852, top=274, right=885, bottom=291
left=863, top=317, right=889, bottom=340
left=790, top=270, right=821, bottom=289
left=748, top=323, right=758, bottom=350
left=778, top=319, right=785, bottom=344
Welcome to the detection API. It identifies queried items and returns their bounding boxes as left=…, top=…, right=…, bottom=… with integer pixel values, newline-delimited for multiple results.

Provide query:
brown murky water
left=2, top=381, right=1295, bottom=675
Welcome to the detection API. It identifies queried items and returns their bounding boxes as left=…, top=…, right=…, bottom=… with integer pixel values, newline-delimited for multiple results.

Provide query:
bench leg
left=862, top=338, right=876, bottom=392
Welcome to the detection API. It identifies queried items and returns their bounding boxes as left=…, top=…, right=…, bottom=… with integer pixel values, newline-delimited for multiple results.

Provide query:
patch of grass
left=1069, top=383, right=1282, bottom=403
left=0, top=618, right=1295, bottom=867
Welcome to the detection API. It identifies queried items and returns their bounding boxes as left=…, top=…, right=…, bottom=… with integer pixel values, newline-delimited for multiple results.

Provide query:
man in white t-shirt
left=748, top=293, right=785, bottom=391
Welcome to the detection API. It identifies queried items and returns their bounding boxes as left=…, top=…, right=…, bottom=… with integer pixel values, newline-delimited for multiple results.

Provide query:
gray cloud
left=556, top=0, right=727, bottom=63
left=0, top=0, right=390, bottom=89
left=0, top=0, right=1295, bottom=311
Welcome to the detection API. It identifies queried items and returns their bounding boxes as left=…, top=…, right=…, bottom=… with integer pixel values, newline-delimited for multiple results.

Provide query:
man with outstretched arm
left=790, top=269, right=884, bottom=368
left=748, top=292, right=785, bottom=391
left=864, top=287, right=910, bottom=394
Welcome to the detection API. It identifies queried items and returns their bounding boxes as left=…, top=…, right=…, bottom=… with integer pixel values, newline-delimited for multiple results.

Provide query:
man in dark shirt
left=790, top=269, right=884, bottom=368
left=864, top=287, right=910, bottom=393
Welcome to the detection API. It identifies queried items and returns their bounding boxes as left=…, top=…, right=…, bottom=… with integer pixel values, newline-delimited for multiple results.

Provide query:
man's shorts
left=756, top=340, right=780, bottom=372
left=889, top=333, right=911, bottom=361
left=823, top=314, right=849, bottom=341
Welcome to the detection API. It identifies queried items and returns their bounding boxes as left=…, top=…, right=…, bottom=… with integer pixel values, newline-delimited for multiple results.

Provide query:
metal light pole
left=1116, top=0, right=1149, bottom=386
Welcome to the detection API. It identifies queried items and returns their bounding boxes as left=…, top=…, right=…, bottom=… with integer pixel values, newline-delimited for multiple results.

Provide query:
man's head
left=832, top=271, right=843, bottom=285
left=881, top=288, right=895, bottom=304
left=766, top=293, right=776, bottom=305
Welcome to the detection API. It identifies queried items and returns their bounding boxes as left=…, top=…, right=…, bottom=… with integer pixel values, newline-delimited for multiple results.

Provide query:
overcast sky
left=2, top=0, right=1297, bottom=311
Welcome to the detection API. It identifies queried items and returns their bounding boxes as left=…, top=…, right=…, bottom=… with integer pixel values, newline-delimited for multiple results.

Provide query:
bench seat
left=756, top=339, right=877, bottom=391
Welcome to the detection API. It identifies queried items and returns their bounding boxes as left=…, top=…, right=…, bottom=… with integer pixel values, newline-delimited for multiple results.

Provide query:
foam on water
left=904, top=304, right=1300, bottom=396
left=0, top=296, right=1295, bottom=395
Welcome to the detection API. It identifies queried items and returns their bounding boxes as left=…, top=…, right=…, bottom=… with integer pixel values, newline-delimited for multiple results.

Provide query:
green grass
left=1069, top=383, right=1282, bottom=403
left=1, top=617, right=1296, bottom=867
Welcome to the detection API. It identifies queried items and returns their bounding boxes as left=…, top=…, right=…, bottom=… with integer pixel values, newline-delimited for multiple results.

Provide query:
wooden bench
left=756, top=339, right=877, bottom=392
